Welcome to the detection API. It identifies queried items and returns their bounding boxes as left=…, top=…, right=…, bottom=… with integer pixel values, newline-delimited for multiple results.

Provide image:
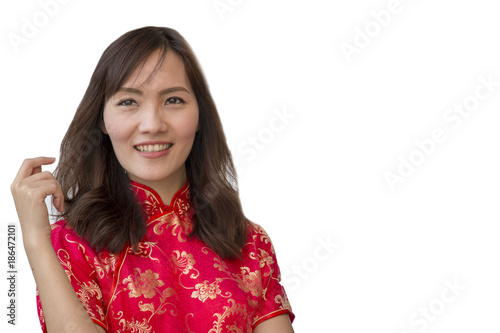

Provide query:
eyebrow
left=117, top=86, right=190, bottom=96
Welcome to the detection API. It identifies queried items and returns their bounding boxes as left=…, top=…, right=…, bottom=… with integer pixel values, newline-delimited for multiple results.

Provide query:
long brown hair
left=55, top=26, right=248, bottom=259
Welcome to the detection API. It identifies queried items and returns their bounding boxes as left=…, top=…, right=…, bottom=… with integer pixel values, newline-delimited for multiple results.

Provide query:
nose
left=138, top=103, right=168, bottom=134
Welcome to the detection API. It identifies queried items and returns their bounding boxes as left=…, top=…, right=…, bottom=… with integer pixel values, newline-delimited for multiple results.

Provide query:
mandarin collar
left=129, top=179, right=192, bottom=219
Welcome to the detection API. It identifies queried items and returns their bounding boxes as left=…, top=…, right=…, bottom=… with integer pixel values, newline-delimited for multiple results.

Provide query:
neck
left=129, top=168, right=187, bottom=205
left=155, top=178, right=186, bottom=205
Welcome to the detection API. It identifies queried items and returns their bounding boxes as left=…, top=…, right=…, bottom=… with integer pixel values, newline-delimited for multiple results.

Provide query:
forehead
left=122, top=49, right=190, bottom=90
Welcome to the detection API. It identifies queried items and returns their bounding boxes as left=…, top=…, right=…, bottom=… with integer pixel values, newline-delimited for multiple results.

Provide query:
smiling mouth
left=134, top=143, right=173, bottom=153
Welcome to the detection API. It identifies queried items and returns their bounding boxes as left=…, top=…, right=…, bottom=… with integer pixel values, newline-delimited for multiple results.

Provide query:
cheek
left=103, top=113, right=131, bottom=149
left=172, top=110, right=199, bottom=140
left=184, top=111, right=200, bottom=137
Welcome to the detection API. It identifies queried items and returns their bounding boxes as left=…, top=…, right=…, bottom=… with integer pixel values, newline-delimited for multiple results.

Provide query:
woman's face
left=103, top=49, right=199, bottom=191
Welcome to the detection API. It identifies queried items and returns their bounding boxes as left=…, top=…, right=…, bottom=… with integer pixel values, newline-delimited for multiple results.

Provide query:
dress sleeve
left=36, top=221, right=108, bottom=332
left=251, top=224, right=295, bottom=328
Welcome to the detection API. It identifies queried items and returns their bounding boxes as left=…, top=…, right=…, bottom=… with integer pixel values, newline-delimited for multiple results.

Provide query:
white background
left=1, top=0, right=500, bottom=332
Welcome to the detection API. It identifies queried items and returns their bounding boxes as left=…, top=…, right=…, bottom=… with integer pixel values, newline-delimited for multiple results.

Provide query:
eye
left=117, top=99, right=137, bottom=106
left=166, top=97, right=185, bottom=105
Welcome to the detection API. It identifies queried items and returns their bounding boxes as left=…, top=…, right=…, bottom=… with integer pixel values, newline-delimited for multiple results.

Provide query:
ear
left=100, top=119, right=108, bottom=135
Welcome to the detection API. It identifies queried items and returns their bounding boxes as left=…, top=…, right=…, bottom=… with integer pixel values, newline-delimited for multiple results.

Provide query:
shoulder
left=50, top=219, right=75, bottom=239
left=50, top=219, right=83, bottom=243
left=49, top=219, right=97, bottom=263
left=246, top=221, right=276, bottom=252
left=242, top=221, right=280, bottom=267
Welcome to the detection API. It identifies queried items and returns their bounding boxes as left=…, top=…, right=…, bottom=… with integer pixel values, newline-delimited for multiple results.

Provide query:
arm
left=12, top=157, right=105, bottom=333
left=253, top=314, right=294, bottom=333
left=27, top=238, right=106, bottom=333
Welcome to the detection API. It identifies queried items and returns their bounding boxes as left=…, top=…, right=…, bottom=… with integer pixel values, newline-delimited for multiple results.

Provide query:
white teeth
left=135, top=143, right=172, bottom=152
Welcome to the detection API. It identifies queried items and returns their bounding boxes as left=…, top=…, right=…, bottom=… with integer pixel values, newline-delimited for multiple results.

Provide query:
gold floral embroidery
left=64, top=233, right=87, bottom=253
left=96, top=252, right=119, bottom=276
left=77, top=281, right=105, bottom=321
left=258, top=248, right=274, bottom=269
left=274, top=293, right=292, bottom=311
left=142, top=195, right=163, bottom=217
left=56, top=249, right=73, bottom=280
left=152, top=213, right=191, bottom=242
left=138, top=302, right=154, bottom=313
left=209, top=254, right=263, bottom=300
left=132, top=182, right=192, bottom=218
left=213, top=256, right=229, bottom=273
left=172, top=250, right=195, bottom=274
left=255, top=225, right=276, bottom=254
left=55, top=243, right=105, bottom=323
left=123, top=268, right=165, bottom=299
left=226, top=324, right=244, bottom=333
left=185, top=313, right=197, bottom=333
left=93, top=258, right=105, bottom=279
left=238, top=267, right=262, bottom=297
left=201, top=250, right=265, bottom=305
left=57, top=249, right=94, bottom=284
left=208, top=299, right=247, bottom=333
left=128, top=242, right=160, bottom=261
left=172, top=249, right=200, bottom=289
left=191, top=278, right=223, bottom=302
left=131, top=184, right=163, bottom=217
left=174, top=192, right=191, bottom=216
left=138, top=287, right=177, bottom=321
left=118, top=316, right=154, bottom=333
left=247, top=251, right=258, bottom=260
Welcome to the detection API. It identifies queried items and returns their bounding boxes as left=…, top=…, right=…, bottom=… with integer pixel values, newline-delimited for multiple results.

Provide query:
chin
left=133, top=168, right=182, bottom=182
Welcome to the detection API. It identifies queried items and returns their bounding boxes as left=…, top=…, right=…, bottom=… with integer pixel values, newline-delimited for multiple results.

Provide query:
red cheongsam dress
left=36, top=180, right=294, bottom=332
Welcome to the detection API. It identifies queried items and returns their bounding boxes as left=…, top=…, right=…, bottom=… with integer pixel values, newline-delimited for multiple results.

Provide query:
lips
left=134, top=143, right=173, bottom=153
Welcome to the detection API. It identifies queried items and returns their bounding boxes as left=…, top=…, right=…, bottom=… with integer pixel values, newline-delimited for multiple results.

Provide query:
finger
left=37, top=188, right=65, bottom=214
left=32, top=177, right=65, bottom=213
left=52, top=190, right=65, bottom=213
left=32, top=166, right=42, bottom=175
left=14, top=175, right=61, bottom=207
left=20, top=170, right=56, bottom=183
left=21, top=179, right=58, bottom=199
left=13, top=157, right=56, bottom=183
left=11, top=171, right=57, bottom=197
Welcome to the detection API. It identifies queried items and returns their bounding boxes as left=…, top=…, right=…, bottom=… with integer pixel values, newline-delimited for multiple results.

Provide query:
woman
left=11, top=26, right=294, bottom=332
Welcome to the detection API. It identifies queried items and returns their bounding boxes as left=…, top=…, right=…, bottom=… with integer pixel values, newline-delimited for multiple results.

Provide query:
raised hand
left=11, top=157, right=64, bottom=247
